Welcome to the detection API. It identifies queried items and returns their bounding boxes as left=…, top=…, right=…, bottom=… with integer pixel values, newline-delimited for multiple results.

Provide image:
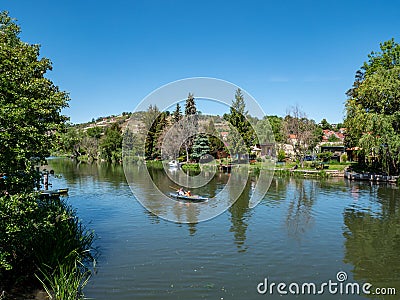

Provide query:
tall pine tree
left=191, top=134, right=210, bottom=162
left=185, top=93, right=197, bottom=115
left=183, top=93, right=198, bottom=161
left=143, top=105, right=168, bottom=160
left=224, top=89, right=254, bottom=160
left=172, top=103, right=182, bottom=123
left=206, top=119, right=225, bottom=158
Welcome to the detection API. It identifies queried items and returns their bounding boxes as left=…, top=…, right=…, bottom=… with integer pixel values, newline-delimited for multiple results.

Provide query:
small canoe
left=40, top=190, right=60, bottom=197
left=169, top=192, right=208, bottom=202
left=168, top=160, right=180, bottom=168
left=40, top=188, right=69, bottom=197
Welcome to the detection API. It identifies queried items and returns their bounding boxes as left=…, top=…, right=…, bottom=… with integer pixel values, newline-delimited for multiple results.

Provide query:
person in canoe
left=177, top=187, right=185, bottom=196
left=184, top=190, right=192, bottom=197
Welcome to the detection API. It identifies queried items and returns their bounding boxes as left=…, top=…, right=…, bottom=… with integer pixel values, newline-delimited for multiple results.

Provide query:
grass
left=276, top=161, right=353, bottom=171
left=36, top=250, right=92, bottom=300
left=0, top=193, right=96, bottom=299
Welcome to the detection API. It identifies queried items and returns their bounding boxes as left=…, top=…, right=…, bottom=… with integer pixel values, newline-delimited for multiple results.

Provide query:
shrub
left=277, top=150, right=286, bottom=162
left=0, top=193, right=95, bottom=298
left=340, top=153, right=348, bottom=163
left=317, top=152, right=332, bottom=162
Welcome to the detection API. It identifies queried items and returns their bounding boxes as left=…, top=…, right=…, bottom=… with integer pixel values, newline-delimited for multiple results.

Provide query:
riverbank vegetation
left=51, top=41, right=399, bottom=180
left=344, top=39, right=400, bottom=176
left=0, top=11, right=95, bottom=298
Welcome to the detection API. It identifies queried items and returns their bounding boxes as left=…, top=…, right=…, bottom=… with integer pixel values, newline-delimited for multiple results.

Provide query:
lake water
left=47, top=158, right=400, bottom=300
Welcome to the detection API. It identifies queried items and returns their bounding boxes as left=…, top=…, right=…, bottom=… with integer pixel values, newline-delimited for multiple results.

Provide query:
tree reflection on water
left=343, top=183, right=400, bottom=298
left=285, top=179, right=318, bottom=237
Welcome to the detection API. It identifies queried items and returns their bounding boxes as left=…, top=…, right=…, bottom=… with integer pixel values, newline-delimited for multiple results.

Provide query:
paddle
left=169, top=185, right=181, bottom=191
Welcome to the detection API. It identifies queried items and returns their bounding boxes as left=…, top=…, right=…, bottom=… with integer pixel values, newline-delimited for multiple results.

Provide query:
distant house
left=322, top=129, right=345, bottom=142
left=288, top=134, right=297, bottom=142
left=320, top=145, right=345, bottom=161
left=220, top=132, right=229, bottom=141
left=251, top=145, right=262, bottom=157
left=260, top=143, right=275, bottom=157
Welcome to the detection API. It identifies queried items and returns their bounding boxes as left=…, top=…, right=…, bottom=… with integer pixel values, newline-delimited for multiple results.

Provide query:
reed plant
left=0, top=193, right=96, bottom=298
left=36, top=250, right=93, bottom=300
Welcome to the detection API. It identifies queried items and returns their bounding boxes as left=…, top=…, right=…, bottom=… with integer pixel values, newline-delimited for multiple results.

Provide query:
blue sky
left=3, top=0, right=400, bottom=124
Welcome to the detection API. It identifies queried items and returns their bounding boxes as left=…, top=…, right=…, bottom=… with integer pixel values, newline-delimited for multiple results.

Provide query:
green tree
left=172, top=103, right=182, bottom=123
left=142, top=105, right=168, bottom=160
left=205, top=119, right=225, bottom=158
left=185, top=93, right=197, bottom=115
left=320, top=118, right=332, bottom=130
left=122, top=130, right=144, bottom=161
left=255, top=116, right=281, bottom=146
left=344, top=39, right=400, bottom=175
left=328, top=134, right=340, bottom=142
left=0, top=12, right=94, bottom=297
left=57, top=125, right=82, bottom=157
left=224, top=89, right=255, bottom=160
left=86, top=126, right=103, bottom=139
left=100, top=123, right=122, bottom=162
left=191, top=134, right=210, bottom=162
left=334, top=122, right=344, bottom=131
left=0, top=11, right=69, bottom=193
left=183, top=93, right=198, bottom=161
left=277, top=149, right=286, bottom=162
left=267, top=115, right=284, bottom=143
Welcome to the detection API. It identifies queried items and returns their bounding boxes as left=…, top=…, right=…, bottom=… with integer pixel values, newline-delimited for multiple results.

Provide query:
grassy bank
left=0, top=193, right=95, bottom=299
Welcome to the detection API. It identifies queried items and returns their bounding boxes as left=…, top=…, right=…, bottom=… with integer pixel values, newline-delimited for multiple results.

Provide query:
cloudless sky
left=3, top=0, right=400, bottom=124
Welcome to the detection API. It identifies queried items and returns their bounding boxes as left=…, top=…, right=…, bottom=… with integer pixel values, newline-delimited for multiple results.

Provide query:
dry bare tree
left=283, top=105, right=317, bottom=167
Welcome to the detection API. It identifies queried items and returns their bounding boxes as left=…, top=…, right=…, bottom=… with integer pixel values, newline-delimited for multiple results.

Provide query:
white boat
left=168, top=160, right=179, bottom=168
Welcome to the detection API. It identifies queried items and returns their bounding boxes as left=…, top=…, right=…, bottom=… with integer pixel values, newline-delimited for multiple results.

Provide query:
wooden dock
left=275, top=168, right=344, bottom=177
left=344, top=171, right=398, bottom=183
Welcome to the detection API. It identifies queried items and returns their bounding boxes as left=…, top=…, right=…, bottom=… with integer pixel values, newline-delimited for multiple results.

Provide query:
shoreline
left=344, top=170, right=399, bottom=184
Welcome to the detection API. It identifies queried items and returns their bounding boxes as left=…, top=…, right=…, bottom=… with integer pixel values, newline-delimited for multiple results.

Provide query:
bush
left=0, top=193, right=95, bottom=298
left=277, top=150, right=286, bottom=162
left=340, top=153, right=348, bottom=163
left=317, top=152, right=332, bottom=162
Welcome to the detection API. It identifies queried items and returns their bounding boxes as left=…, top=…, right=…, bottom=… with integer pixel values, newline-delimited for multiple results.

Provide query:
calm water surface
left=47, top=158, right=400, bottom=300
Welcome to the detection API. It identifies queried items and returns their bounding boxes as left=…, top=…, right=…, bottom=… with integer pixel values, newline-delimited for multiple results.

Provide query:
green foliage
left=100, top=123, right=123, bottom=162
left=224, top=89, right=255, bottom=156
left=334, top=123, right=344, bottom=131
left=57, top=126, right=82, bottom=156
left=318, top=170, right=329, bottom=178
left=191, top=134, right=210, bottom=161
left=181, top=163, right=200, bottom=175
left=184, top=93, right=197, bottom=115
left=206, top=119, right=226, bottom=158
left=320, top=118, right=332, bottom=130
left=362, top=38, right=400, bottom=77
left=122, top=130, right=144, bottom=162
left=182, top=93, right=198, bottom=161
left=0, top=11, right=69, bottom=193
left=0, top=193, right=95, bottom=295
left=143, top=105, right=168, bottom=160
left=255, top=117, right=274, bottom=145
left=37, top=250, right=91, bottom=300
left=86, top=126, right=103, bottom=139
left=277, top=149, right=286, bottom=162
left=328, top=134, right=340, bottom=142
left=344, top=39, right=400, bottom=175
left=340, top=153, right=348, bottom=163
left=0, top=12, right=94, bottom=297
left=172, top=103, right=182, bottom=123
left=317, top=152, right=333, bottom=162
left=266, top=115, right=284, bottom=143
